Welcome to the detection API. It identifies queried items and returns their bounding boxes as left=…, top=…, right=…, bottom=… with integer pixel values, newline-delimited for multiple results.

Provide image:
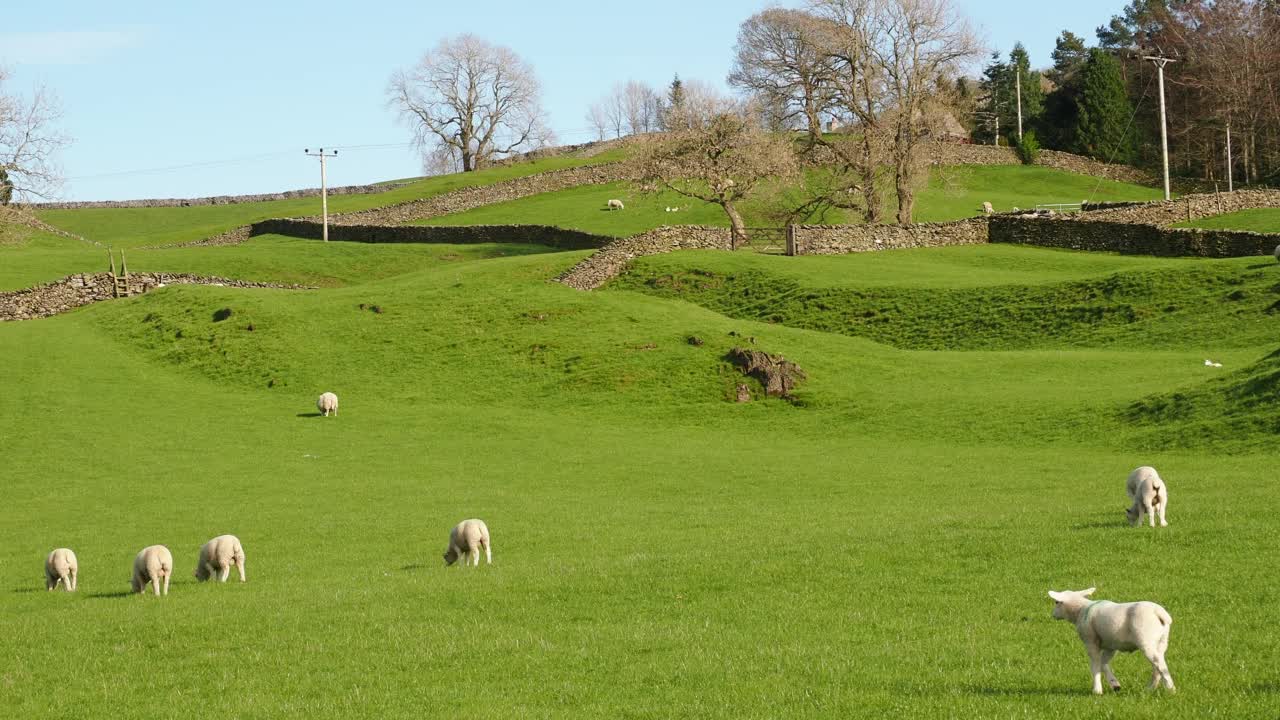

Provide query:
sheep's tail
left=1156, top=607, right=1172, bottom=627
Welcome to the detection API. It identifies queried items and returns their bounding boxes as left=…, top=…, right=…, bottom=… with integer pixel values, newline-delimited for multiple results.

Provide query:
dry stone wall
left=989, top=214, right=1278, bottom=258
left=26, top=181, right=417, bottom=210
left=328, top=163, right=639, bottom=226
left=250, top=218, right=611, bottom=250
left=791, top=218, right=988, bottom=255
left=926, top=143, right=1154, bottom=184
left=1, top=273, right=310, bottom=322
left=1080, top=189, right=1280, bottom=227
left=556, top=226, right=733, bottom=290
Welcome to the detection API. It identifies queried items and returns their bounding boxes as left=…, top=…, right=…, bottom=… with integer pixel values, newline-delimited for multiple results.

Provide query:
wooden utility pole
left=1225, top=120, right=1234, bottom=193
left=1143, top=55, right=1176, bottom=201
left=304, top=148, right=338, bottom=241
left=1015, top=68, right=1023, bottom=141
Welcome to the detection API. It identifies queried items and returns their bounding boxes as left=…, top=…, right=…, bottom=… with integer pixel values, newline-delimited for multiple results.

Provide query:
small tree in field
left=633, top=108, right=798, bottom=248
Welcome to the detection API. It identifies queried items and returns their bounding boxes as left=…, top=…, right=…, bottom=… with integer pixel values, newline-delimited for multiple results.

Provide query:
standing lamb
left=317, top=392, right=339, bottom=417
left=606, top=199, right=625, bottom=211
left=45, top=548, right=78, bottom=592
left=443, top=519, right=492, bottom=567
left=194, top=534, right=246, bottom=583
left=132, top=545, right=174, bottom=596
left=1049, top=587, right=1175, bottom=694
left=1126, top=466, right=1169, bottom=527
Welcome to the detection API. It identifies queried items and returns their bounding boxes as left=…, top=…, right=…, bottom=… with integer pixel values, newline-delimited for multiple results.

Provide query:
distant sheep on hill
left=444, top=519, right=492, bottom=567
left=45, top=548, right=78, bottom=592
left=1274, top=244, right=1279, bottom=262
left=195, top=535, right=246, bottom=583
left=607, top=199, right=624, bottom=211
left=317, top=392, right=339, bottom=417
left=132, top=545, right=173, bottom=596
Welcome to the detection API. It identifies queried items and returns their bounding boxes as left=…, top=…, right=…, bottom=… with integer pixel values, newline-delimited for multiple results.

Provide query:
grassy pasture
left=1178, top=207, right=1280, bottom=235
left=33, top=149, right=624, bottom=249
left=417, top=165, right=1165, bottom=236
left=2, top=238, right=1278, bottom=718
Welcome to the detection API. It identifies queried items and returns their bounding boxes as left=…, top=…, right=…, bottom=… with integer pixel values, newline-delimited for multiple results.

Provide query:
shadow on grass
left=1248, top=682, right=1280, bottom=694
left=400, top=564, right=431, bottom=572
left=88, top=590, right=135, bottom=599
left=962, top=684, right=1085, bottom=697
left=11, top=587, right=42, bottom=594
left=296, top=412, right=324, bottom=418
left=1071, top=520, right=1128, bottom=531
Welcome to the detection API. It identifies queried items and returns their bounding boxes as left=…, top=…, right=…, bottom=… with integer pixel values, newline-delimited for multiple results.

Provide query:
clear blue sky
left=3, top=0, right=1125, bottom=201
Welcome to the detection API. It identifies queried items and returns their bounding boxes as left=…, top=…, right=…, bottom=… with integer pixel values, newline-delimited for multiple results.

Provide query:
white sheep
left=45, top=548, right=78, bottom=592
left=982, top=201, right=994, bottom=215
left=443, top=519, right=492, bottom=567
left=1274, top=244, right=1279, bottom=262
left=132, top=545, right=173, bottom=596
left=1049, top=587, right=1175, bottom=694
left=317, top=392, right=338, bottom=417
left=1126, top=466, right=1169, bottom=527
left=607, top=199, right=625, bottom=211
left=195, top=534, right=246, bottom=583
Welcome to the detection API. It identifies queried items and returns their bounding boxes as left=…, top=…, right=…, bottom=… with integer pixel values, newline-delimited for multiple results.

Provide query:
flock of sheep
left=42, top=520, right=492, bottom=596
left=42, top=383, right=1175, bottom=698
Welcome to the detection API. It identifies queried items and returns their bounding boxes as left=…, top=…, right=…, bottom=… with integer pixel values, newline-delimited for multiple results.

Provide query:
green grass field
left=3, top=160, right=1279, bottom=718
left=33, top=149, right=624, bottom=249
left=418, top=165, right=1165, bottom=236
left=1178, top=207, right=1280, bottom=234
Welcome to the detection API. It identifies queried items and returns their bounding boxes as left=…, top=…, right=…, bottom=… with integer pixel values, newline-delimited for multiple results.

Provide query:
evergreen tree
left=1008, top=43, right=1045, bottom=133
left=976, top=51, right=1009, bottom=144
left=664, top=74, right=685, bottom=129
left=0, top=167, right=11, bottom=206
left=1072, top=49, right=1137, bottom=163
left=1040, top=31, right=1090, bottom=151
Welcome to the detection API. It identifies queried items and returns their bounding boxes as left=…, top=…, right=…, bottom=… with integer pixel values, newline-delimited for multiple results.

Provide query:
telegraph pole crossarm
left=304, top=148, right=339, bottom=242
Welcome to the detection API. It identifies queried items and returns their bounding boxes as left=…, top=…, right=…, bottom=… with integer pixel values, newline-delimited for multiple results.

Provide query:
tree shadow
left=296, top=412, right=323, bottom=418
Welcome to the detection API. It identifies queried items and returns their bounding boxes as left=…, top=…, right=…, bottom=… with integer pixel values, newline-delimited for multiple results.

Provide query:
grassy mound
left=612, top=246, right=1280, bottom=351
left=419, top=165, right=1164, bottom=236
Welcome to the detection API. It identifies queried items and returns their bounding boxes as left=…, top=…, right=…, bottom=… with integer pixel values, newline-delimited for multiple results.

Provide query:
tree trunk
left=861, top=133, right=881, bottom=224
left=723, top=202, right=748, bottom=250
left=894, top=125, right=915, bottom=226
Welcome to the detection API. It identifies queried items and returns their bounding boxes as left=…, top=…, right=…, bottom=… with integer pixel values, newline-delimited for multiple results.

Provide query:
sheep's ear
left=1082, top=587, right=1097, bottom=597
left=1048, top=590, right=1064, bottom=601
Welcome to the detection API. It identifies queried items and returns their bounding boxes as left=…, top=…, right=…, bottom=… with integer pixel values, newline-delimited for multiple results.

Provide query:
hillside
left=3, top=151, right=1279, bottom=719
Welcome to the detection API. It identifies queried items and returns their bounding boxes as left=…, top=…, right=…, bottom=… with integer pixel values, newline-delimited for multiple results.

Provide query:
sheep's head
left=1048, top=588, right=1096, bottom=620
left=1126, top=505, right=1140, bottom=525
left=442, top=548, right=459, bottom=566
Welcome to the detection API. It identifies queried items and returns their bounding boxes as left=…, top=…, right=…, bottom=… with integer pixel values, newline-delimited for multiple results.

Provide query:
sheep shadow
left=87, top=590, right=135, bottom=599
left=1248, top=682, right=1280, bottom=694
left=400, top=563, right=431, bottom=572
left=1071, top=520, right=1129, bottom=531
left=962, top=684, right=1085, bottom=697
left=296, top=412, right=324, bottom=418
left=11, top=587, right=41, bottom=594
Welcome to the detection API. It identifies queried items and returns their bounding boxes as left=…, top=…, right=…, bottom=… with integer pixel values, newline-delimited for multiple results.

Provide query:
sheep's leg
left=1088, top=649, right=1105, bottom=695
left=69, top=570, right=77, bottom=592
left=152, top=576, right=161, bottom=597
left=60, top=572, right=73, bottom=592
left=1101, top=650, right=1120, bottom=690
left=1147, top=502, right=1156, bottom=527
left=162, top=572, right=170, bottom=596
left=1158, top=495, right=1168, bottom=527
left=219, top=565, right=230, bottom=583
left=237, top=558, right=246, bottom=582
left=469, top=548, right=479, bottom=567
left=485, top=544, right=492, bottom=565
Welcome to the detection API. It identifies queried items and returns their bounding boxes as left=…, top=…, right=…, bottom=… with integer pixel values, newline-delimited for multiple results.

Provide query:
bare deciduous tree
left=586, top=80, right=664, bottom=140
left=864, top=0, right=981, bottom=224
left=0, top=67, right=68, bottom=203
left=728, top=8, right=840, bottom=142
left=388, top=35, right=552, bottom=173
left=633, top=100, right=799, bottom=247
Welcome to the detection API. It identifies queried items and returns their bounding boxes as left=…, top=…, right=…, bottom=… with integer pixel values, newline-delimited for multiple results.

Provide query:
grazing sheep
left=443, top=519, right=492, bottom=567
left=132, top=545, right=173, bottom=596
left=606, top=199, right=625, bottom=211
left=317, top=392, right=339, bottom=417
left=1274, top=244, right=1279, bottom=262
left=1126, top=466, right=1169, bottom=527
left=195, top=534, right=246, bottom=583
left=982, top=201, right=994, bottom=215
left=45, top=548, right=78, bottom=592
left=1049, top=587, right=1175, bottom=695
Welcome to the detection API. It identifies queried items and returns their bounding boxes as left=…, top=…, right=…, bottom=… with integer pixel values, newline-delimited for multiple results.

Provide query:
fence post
left=786, top=224, right=798, bottom=256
